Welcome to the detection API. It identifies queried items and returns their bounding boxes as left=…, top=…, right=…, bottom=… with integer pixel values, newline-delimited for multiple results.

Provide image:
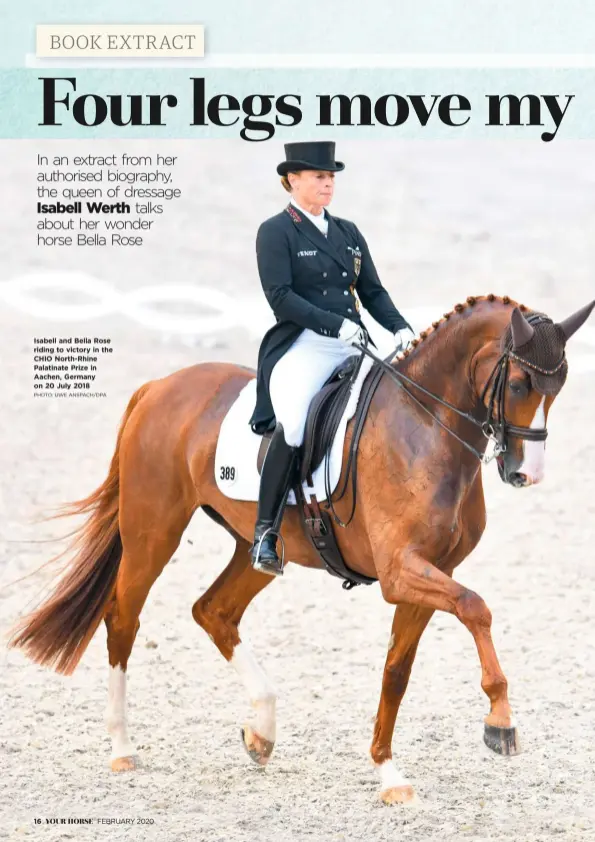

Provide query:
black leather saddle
left=256, top=355, right=359, bottom=480
left=255, top=353, right=381, bottom=590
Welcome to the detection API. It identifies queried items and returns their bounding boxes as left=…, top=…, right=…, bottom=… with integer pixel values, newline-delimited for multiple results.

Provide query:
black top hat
left=277, top=141, right=345, bottom=176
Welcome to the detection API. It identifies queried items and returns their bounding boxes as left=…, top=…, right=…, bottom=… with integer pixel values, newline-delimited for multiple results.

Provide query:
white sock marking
left=231, top=642, right=277, bottom=742
left=377, top=759, right=411, bottom=790
left=106, top=665, right=134, bottom=760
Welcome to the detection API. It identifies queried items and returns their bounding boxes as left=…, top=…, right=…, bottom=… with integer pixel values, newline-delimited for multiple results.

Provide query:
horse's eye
left=509, top=380, right=528, bottom=396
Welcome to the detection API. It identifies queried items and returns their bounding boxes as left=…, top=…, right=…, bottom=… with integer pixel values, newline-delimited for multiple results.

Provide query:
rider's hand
left=394, top=326, right=415, bottom=352
left=338, top=319, right=367, bottom=347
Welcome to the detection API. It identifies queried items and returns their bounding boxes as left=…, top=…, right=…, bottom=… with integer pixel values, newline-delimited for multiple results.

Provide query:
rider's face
left=289, top=170, right=335, bottom=211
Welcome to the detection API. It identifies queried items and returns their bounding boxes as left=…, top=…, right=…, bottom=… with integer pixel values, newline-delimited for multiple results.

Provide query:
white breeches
left=269, top=328, right=360, bottom=447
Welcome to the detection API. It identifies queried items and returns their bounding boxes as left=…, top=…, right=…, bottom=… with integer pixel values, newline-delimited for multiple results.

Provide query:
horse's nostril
left=508, top=472, right=528, bottom=487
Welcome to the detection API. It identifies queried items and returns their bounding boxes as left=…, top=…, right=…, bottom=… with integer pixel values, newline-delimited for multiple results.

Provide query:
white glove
left=338, top=318, right=367, bottom=347
left=394, top=326, right=415, bottom=352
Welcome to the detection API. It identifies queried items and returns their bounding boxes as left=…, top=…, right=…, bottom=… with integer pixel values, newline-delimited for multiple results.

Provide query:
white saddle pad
left=215, top=355, right=375, bottom=504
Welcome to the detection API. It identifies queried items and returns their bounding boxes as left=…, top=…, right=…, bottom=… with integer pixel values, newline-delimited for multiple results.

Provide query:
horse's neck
left=385, top=304, right=503, bottom=468
left=400, top=319, right=479, bottom=410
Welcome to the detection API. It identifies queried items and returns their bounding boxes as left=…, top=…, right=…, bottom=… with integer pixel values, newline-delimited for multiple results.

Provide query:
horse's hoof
left=241, top=725, right=275, bottom=767
left=110, top=755, right=137, bottom=772
left=380, top=785, right=420, bottom=806
left=483, top=723, right=521, bottom=756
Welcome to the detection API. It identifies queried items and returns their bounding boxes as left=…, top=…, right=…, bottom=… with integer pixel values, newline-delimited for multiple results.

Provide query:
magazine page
left=1, top=4, right=594, bottom=840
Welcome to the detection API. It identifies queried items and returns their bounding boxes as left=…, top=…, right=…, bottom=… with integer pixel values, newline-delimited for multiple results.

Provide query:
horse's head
left=474, top=300, right=594, bottom=487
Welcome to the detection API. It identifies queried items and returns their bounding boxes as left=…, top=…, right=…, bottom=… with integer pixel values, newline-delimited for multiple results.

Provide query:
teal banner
left=1, top=68, right=591, bottom=140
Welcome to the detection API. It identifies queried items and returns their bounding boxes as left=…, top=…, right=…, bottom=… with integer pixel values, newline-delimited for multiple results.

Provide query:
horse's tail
left=7, top=382, right=152, bottom=675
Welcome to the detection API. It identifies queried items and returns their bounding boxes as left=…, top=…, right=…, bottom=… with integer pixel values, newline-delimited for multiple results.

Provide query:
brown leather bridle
left=355, top=312, right=560, bottom=465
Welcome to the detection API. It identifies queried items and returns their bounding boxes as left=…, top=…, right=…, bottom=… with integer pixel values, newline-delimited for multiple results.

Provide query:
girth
left=294, top=360, right=385, bottom=589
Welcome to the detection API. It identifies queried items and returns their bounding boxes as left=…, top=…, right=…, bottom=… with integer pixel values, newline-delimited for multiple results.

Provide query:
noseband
left=356, top=313, right=562, bottom=464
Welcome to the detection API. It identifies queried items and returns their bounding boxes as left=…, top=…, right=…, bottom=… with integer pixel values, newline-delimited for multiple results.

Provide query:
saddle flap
left=300, top=356, right=359, bottom=483
left=256, top=356, right=359, bottom=481
left=300, top=380, right=346, bottom=483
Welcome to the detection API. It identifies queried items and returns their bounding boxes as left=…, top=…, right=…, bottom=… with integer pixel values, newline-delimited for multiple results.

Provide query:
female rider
left=248, top=141, right=415, bottom=576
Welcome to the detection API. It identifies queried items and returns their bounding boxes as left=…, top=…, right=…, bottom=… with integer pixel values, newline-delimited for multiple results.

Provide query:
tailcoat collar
left=284, top=204, right=351, bottom=273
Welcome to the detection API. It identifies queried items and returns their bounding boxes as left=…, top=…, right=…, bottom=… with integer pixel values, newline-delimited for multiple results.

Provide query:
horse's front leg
left=379, top=548, right=518, bottom=763
left=371, top=603, right=434, bottom=805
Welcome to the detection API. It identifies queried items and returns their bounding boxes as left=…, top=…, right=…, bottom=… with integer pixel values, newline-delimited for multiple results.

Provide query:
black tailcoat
left=248, top=203, right=411, bottom=435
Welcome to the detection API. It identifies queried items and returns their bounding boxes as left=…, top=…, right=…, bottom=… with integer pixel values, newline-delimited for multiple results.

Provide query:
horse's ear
left=510, top=306, right=535, bottom=348
left=557, top=299, right=595, bottom=341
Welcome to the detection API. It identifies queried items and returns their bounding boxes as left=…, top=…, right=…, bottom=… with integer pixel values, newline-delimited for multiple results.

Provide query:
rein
left=357, top=335, right=550, bottom=458
left=322, top=318, right=554, bottom=529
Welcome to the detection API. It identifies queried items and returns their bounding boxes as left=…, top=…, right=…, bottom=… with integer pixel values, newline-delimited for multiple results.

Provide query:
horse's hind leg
left=104, top=508, right=192, bottom=772
left=192, top=531, right=277, bottom=766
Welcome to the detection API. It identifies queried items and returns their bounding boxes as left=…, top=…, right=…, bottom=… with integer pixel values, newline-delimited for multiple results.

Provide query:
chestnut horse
left=8, top=294, right=594, bottom=805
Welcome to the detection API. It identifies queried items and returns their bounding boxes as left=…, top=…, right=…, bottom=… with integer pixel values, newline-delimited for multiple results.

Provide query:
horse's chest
left=432, top=473, right=464, bottom=512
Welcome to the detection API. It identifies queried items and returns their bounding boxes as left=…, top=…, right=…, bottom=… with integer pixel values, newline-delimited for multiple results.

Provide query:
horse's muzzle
left=496, top=454, right=538, bottom=487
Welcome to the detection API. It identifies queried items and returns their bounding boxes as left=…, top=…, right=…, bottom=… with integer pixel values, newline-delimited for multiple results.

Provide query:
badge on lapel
left=347, top=244, right=362, bottom=277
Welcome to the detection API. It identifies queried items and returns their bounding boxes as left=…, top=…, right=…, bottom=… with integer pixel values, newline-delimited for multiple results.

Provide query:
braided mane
left=397, top=294, right=528, bottom=360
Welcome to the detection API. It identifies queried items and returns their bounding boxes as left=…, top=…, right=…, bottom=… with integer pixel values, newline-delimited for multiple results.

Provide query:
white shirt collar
left=290, top=195, right=329, bottom=236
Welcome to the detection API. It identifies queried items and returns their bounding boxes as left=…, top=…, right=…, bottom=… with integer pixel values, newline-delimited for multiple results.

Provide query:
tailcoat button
left=343, top=290, right=348, bottom=295
left=342, top=271, right=348, bottom=277
left=322, top=272, right=328, bottom=278
left=322, top=289, right=327, bottom=295
left=347, top=308, right=353, bottom=313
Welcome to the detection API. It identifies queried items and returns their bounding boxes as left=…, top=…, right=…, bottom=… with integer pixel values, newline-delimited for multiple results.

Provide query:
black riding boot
left=250, top=422, right=298, bottom=577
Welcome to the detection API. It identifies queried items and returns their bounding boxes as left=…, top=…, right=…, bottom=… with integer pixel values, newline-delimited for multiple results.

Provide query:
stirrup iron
left=252, top=526, right=286, bottom=577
